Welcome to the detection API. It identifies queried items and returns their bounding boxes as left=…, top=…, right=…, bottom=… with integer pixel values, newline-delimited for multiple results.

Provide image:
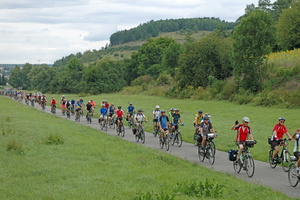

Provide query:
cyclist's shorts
left=153, top=119, right=158, bottom=123
left=162, top=128, right=168, bottom=131
left=270, top=140, right=280, bottom=147
left=100, top=115, right=108, bottom=119
left=117, top=117, right=123, bottom=121
left=109, top=113, right=114, bottom=117
left=294, top=152, right=300, bottom=158
left=75, top=108, right=80, bottom=111
left=236, top=141, right=245, bottom=145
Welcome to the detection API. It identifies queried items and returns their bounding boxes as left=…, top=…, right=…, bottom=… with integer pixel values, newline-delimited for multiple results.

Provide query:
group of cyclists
left=2, top=89, right=300, bottom=181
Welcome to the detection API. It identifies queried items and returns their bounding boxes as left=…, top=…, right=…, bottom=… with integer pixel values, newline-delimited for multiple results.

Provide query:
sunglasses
left=280, top=121, right=285, bottom=123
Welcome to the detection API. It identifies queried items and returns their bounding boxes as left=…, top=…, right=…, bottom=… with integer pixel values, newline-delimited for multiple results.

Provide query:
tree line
left=8, top=0, right=300, bottom=107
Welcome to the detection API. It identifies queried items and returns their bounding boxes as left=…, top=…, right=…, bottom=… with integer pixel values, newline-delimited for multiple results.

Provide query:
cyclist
left=50, top=97, right=56, bottom=110
left=270, top=117, right=293, bottom=163
left=104, top=101, right=110, bottom=109
left=75, top=100, right=82, bottom=116
left=90, top=99, right=96, bottom=115
left=171, top=108, right=183, bottom=136
left=61, top=95, right=67, bottom=114
left=70, top=98, right=76, bottom=108
left=116, top=106, right=125, bottom=129
left=108, top=104, right=116, bottom=125
left=200, top=115, right=216, bottom=149
left=86, top=101, right=93, bottom=117
left=194, top=109, right=204, bottom=137
left=134, top=109, right=148, bottom=134
left=159, top=110, right=169, bottom=142
left=40, top=94, right=47, bottom=108
left=127, top=102, right=136, bottom=121
left=152, top=105, right=161, bottom=134
left=292, top=129, right=300, bottom=174
left=99, top=104, right=108, bottom=124
left=231, top=117, right=254, bottom=165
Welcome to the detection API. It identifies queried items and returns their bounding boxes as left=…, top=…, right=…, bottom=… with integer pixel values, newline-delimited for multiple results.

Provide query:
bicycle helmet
left=129, top=102, right=133, bottom=105
left=204, top=116, right=210, bottom=120
left=138, top=109, right=142, bottom=112
left=102, top=104, right=105, bottom=107
left=243, top=117, right=250, bottom=122
left=175, top=108, right=179, bottom=111
left=170, top=108, right=174, bottom=111
left=161, top=110, right=166, bottom=113
left=118, top=106, right=121, bottom=108
left=278, top=117, right=285, bottom=121
left=198, top=109, right=203, bottom=113
left=156, top=105, right=160, bottom=108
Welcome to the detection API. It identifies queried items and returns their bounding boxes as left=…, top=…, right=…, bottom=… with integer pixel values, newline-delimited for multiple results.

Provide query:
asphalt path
left=22, top=100, right=300, bottom=198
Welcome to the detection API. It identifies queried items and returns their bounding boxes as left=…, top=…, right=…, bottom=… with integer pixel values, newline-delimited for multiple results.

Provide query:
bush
left=190, top=86, right=211, bottom=100
left=44, top=134, right=64, bottom=145
left=231, top=89, right=254, bottom=105
left=131, top=75, right=153, bottom=86
left=7, top=139, right=24, bottom=155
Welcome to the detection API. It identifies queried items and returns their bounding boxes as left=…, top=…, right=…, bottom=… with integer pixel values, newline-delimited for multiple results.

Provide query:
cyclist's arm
left=144, top=115, right=148, bottom=122
left=292, top=129, right=300, bottom=139
left=200, top=126, right=204, bottom=135
left=284, top=131, right=292, bottom=139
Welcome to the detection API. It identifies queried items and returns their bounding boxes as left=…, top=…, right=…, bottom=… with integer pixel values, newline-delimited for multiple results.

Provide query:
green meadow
left=0, top=96, right=296, bottom=199
left=48, top=93, right=300, bottom=162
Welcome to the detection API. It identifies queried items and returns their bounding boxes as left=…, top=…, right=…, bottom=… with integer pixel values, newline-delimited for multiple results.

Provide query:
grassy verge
left=0, top=96, right=295, bottom=199
left=46, top=93, right=300, bottom=162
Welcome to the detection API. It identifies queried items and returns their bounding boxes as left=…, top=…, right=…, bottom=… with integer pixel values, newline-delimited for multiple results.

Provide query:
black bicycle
left=153, top=121, right=160, bottom=137
left=117, top=120, right=125, bottom=137
left=233, top=140, right=256, bottom=178
left=268, top=138, right=291, bottom=172
left=100, top=116, right=108, bottom=131
left=51, top=105, right=56, bottom=114
left=288, top=156, right=300, bottom=187
left=86, top=110, right=92, bottom=124
left=159, top=130, right=170, bottom=151
left=66, top=107, right=71, bottom=119
left=198, top=133, right=216, bottom=165
left=135, top=121, right=146, bottom=144
left=171, top=124, right=184, bottom=147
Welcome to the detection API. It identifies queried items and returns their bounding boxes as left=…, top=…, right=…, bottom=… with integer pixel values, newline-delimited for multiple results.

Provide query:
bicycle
left=288, top=156, right=300, bottom=187
left=86, top=110, right=92, bottom=124
left=109, top=115, right=116, bottom=129
left=25, top=98, right=29, bottom=105
left=194, top=128, right=200, bottom=146
left=75, top=109, right=80, bottom=122
left=100, top=116, right=108, bottom=131
left=41, top=101, right=46, bottom=110
left=159, top=130, right=170, bottom=151
left=80, top=104, right=84, bottom=117
left=51, top=105, right=56, bottom=114
left=66, top=107, right=71, bottom=119
left=128, top=113, right=135, bottom=129
left=135, top=121, right=146, bottom=144
left=171, top=124, right=184, bottom=147
left=198, top=133, right=217, bottom=165
left=268, top=138, right=291, bottom=172
left=31, top=99, right=34, bottom=107
left=117, top=120, right=125, bottom=137
left=71, top=106, right=75, bottom=115
left=233, top=140, right=256, bottom=178
left=153, top=120, right=160, bottom=137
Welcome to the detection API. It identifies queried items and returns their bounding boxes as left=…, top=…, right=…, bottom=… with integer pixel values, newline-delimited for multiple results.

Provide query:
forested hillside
left=8, top=0, right=300, bottom=107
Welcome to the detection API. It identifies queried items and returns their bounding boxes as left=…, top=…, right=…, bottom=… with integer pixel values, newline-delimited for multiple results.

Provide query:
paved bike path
left=27, top=102, right=300, bottom=198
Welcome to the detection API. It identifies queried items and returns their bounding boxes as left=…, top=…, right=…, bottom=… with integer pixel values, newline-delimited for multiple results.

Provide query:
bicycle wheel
left=135, top=131, right=140, bottom=142
left=207, top=146, right=215, bottom=165
left=288, top=163, right=299, bottom=187
left=177, top=132, right=182, bottom=147
left=269, top=149, right=277, bottom=169
left=141, top=130, right=145, bottom=144
left=121, top=124, right=125, bottom=137
left=282, top=150, right=291, bottom=172
left=104, top=119, right=108, bottom=131
left=233, top=160, right=242, bottom=173
left=198, top=146, right=205, bottom=162
left=117, top=126, right=120, bottom=136
left=165, top=135, right=170, bottom=151
left=160, top=138, right=164, bottom=149
left=245, top=155, right=255, bottom=178
left=194, top=134, right=198, bottom=146
left=171, top=133, right=176, bottom=146
left=210, top=141, right=216, bottom=154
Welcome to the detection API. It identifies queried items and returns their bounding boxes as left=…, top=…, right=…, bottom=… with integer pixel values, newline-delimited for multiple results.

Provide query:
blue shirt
left=127, top=106, right=135, bottom=113
left=71, top=100, right=76, bottom=105
left=109, top=107, right=115, bottom=114
left=159, top=115, right=169, bottom=129
left=100, top=108, right=108, bottom=115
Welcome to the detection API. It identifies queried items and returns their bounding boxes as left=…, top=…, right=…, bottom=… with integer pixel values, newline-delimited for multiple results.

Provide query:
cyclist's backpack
left=228, top=149, right=238, bottom=161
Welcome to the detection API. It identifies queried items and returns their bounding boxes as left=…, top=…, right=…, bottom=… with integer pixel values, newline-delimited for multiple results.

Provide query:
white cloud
left=0, top=0, right=258, bottom=64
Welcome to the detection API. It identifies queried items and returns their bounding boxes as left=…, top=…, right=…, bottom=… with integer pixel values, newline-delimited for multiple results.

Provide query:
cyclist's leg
left=201, top=135, right=207, bottom=149
left=160, top=129, right=164, bottom=141
left=237, top=143, right=244, bottom=163
left=272, top=141, right=280, bottom=159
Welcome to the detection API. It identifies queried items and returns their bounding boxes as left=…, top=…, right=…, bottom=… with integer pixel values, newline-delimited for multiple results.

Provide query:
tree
left=276, top=0, right=300, bottom=50
left=232, top=10, right=275, bottom=93
left=9, top=66, right=23, bottom=88
left=177, top=33, right=232, bottom=88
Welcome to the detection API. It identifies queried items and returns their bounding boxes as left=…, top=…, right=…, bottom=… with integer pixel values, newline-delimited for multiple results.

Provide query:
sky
left=0, top=0, right=259, bottom=64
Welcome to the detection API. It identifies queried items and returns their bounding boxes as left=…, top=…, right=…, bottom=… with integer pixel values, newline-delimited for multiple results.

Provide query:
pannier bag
left=228, top=149, right=238, bottom=161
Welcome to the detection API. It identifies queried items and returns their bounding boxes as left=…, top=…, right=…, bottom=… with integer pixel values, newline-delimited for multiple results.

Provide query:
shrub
left=190, top=86, right=211, bottom=100
left=3, top=116, right=12, bottom=122
left=131, top=75, right=153, bottom=86
left=7, top=139, right=24, bottom=155
left=44, top=134, right=64, bottom=145
left=2, top=126, right=15, bottom=136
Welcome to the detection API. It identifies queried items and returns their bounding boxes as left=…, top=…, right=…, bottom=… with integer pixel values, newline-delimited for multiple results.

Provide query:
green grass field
left=47, top=93, right=299, bottom=162
left=0, top=96, right=296, bottom=199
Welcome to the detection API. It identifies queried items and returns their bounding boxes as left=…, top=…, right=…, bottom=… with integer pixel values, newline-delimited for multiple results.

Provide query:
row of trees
left=8, top=0, right=300, bottom=99
left=110, top=17, right=235, bottom=45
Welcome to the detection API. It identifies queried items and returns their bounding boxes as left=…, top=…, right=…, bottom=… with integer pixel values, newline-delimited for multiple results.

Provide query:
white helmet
left=156, top=105, right=160, bottom=108
left=243, top=117, right=250, bottom=122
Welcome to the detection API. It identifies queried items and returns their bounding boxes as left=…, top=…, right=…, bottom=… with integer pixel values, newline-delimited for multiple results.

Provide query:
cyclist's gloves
left=235, top=120, right=239, bottom=125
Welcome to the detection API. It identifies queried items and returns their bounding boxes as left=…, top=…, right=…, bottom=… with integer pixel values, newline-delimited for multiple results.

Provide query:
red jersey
left=116, top=110, right=124, bottom=118
left=105, top=103, right=110, bottom=109
left=273, top=124, right=288, bottom=139
left=90, top=101, right=95, bottom=107
left=234, top=124, right=251, bottom=141
left=51, top=99, right=56, bottom=105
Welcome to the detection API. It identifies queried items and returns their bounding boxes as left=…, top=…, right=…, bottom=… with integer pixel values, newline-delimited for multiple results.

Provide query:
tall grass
left=0, top=96, right=294, bottom=199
